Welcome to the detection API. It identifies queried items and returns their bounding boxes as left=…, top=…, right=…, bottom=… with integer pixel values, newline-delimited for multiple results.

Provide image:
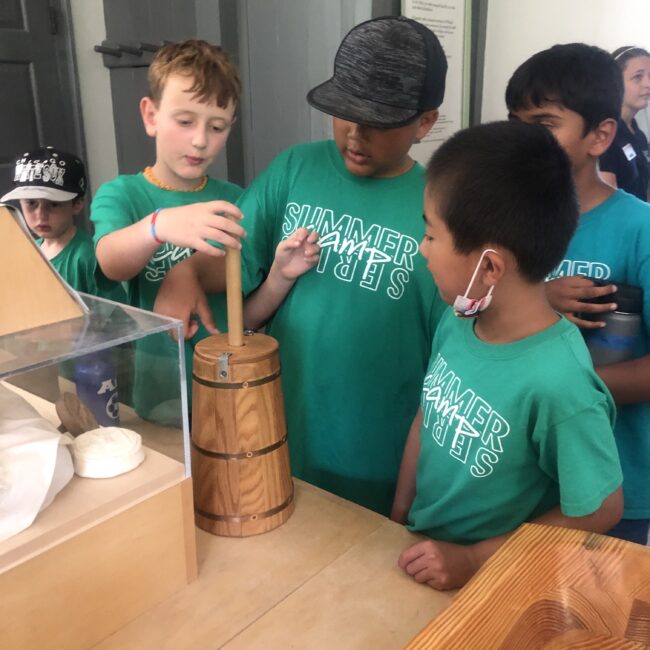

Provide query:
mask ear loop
left=461, top=248, right=497, bottom=300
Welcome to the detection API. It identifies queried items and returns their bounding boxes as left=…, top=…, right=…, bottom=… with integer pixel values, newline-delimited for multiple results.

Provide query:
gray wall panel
left=235, top=0, right=398, bottom=184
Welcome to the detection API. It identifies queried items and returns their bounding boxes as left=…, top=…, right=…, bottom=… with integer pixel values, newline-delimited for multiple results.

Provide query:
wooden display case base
left=0, top=477, right=196, bottom=650
left=0, top=383, right=197, bottom=650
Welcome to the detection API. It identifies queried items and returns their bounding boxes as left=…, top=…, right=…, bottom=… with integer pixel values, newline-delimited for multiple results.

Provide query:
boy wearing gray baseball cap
left=157, top=16, right=448, bottom=515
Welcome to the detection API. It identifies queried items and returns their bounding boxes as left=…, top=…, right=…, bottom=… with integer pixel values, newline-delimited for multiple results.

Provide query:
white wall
left=481, top=0, right=650, bottom=126
left=69, top=0, right=118, bottom=195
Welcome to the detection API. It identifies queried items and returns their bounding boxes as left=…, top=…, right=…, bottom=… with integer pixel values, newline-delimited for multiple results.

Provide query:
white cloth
left=0, top=384, right=74, bottom=543
left=70, top=427, right=144, bottom=478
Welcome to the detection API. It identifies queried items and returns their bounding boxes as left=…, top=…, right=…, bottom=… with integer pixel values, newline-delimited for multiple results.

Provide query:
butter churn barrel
left=191, top=232, right=294, bottom=537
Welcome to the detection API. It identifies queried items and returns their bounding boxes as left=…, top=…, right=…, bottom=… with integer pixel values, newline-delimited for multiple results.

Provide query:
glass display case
left=0, top=293, right=191, bottom=563
left=1, top=294, right=197, bottom=650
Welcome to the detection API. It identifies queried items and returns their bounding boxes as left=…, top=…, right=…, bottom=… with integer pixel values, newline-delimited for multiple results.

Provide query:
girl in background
left=600, top=46, right=650, bottom=202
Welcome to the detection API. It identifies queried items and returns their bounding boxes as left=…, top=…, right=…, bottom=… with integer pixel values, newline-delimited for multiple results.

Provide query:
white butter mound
left=71, top=427, right=145, bottom=478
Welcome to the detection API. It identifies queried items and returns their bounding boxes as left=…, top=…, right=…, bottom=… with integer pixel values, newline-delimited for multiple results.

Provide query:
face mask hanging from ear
left=453, top=249, right=497, bottom=318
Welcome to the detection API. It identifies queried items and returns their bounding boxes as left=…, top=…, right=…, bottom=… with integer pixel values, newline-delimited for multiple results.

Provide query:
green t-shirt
left=240, top=140, right=446, bottom=514
left=38, top=227, right=126, bottom=302
left=548, top=190, right=650, bottom=518
left=91, top=173, right=243, bottom=418
left=409, top=310, right=623, bottom=544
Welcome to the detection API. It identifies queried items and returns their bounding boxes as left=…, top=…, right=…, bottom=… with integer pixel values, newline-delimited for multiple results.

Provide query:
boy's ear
left=140, top=96, right=158, bottom=137
left=415, top=109, right=439, bottom=142
left=482, top=249, right=506, bottom=286
left=587, top=118, right=618, bottom=157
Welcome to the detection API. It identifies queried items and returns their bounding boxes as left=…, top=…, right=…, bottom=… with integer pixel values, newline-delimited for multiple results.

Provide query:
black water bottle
left=582, top=281, right=643, bottom=366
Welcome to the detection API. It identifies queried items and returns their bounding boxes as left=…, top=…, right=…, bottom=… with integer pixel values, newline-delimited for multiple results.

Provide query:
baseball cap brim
left=307, top=78, right=421, bottom=128
left=0, top=185, right=78, bottom=203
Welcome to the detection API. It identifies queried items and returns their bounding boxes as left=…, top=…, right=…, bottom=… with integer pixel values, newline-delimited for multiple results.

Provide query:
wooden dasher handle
left=225, top=218, right=244, bottom=347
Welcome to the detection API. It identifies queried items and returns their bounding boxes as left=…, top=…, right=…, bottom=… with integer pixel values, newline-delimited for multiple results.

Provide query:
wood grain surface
left=1, top=480, right=196, bottom=650
left=224, top=237, right=243, bottom=347
left=91, top=481, right=454, bottom=650
left=192, top=332, right=293, bottom=536
left=407, top=523, right=650, bottom=649
left=0, top=205, right=85, bottom=336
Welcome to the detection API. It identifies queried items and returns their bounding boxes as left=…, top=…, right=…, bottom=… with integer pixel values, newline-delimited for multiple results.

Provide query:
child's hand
left=273, top=227, right=320, bottom=280
left=398, top=539, right=478, bottom=590
left=153, top=259, right=218, bottom=340
left=243, top=228, right=319, bottom=330
left=545, top=276, right=617, bottom=329
left=152, top=201, right=245, bottom=257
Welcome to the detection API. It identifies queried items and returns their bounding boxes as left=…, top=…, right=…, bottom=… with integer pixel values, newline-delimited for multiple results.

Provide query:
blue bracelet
left=150, top=208, right=164, bottom=245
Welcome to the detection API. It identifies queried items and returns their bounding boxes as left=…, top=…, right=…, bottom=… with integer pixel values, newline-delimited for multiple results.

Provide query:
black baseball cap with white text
left=1, top=146, right=87, bottom=203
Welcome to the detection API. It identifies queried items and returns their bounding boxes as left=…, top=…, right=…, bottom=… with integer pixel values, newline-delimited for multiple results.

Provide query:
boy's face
left=332, top=111, right=437, bottom=178
left=420, top=189, right=476, bottom=306
left=19, top=198, right=81, bottom=240
left=508, top=102, right=593, bottom=173
left=623, top=56, right=650, bottom=114
left=140, top=74, right=236, bottom=189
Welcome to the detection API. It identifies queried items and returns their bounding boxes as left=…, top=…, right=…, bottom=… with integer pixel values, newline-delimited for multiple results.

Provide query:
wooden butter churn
left=191, top=237, right=294, bottom=537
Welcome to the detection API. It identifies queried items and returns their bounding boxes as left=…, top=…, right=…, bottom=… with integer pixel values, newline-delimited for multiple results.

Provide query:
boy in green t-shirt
left=392, top=121, right=623, bottom=590
left=1, top=146, right=124, bottom=301
left=154, top=17, right=448, bottom=514
left=507, top=44, right=650, bottom=545
left=90, top=40, right=247, bottom=418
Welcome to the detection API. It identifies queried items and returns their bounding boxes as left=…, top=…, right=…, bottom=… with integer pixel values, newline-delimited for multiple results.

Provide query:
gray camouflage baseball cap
left=307, top=16, right=447, bottom=128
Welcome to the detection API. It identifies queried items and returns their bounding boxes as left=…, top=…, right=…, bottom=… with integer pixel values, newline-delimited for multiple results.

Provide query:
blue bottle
left=74, top=350, right=120, bottom=426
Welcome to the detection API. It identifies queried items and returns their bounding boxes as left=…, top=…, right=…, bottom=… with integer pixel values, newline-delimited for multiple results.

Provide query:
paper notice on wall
left=402, top=0, right=470, bottom=165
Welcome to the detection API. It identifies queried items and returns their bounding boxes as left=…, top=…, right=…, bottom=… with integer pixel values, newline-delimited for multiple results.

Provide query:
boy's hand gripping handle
left=225, top=218, right=244, bottom=347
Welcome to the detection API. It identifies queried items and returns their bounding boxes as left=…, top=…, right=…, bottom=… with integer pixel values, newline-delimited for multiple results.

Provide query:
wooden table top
left=91, top=480, right=454, bottom=650
left=407, top=523, right=650, bottom=649
left=13, top=382, right=650, bottom=649
left=1, top=380, right=453, bottom=649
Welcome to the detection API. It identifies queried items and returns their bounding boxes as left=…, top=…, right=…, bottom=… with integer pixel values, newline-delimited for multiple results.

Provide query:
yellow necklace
left=143, top=166, right=208, bottom=192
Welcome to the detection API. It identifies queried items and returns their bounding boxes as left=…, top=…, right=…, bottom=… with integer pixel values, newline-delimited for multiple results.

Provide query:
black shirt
left=600, top=118, right=649, bottom=201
